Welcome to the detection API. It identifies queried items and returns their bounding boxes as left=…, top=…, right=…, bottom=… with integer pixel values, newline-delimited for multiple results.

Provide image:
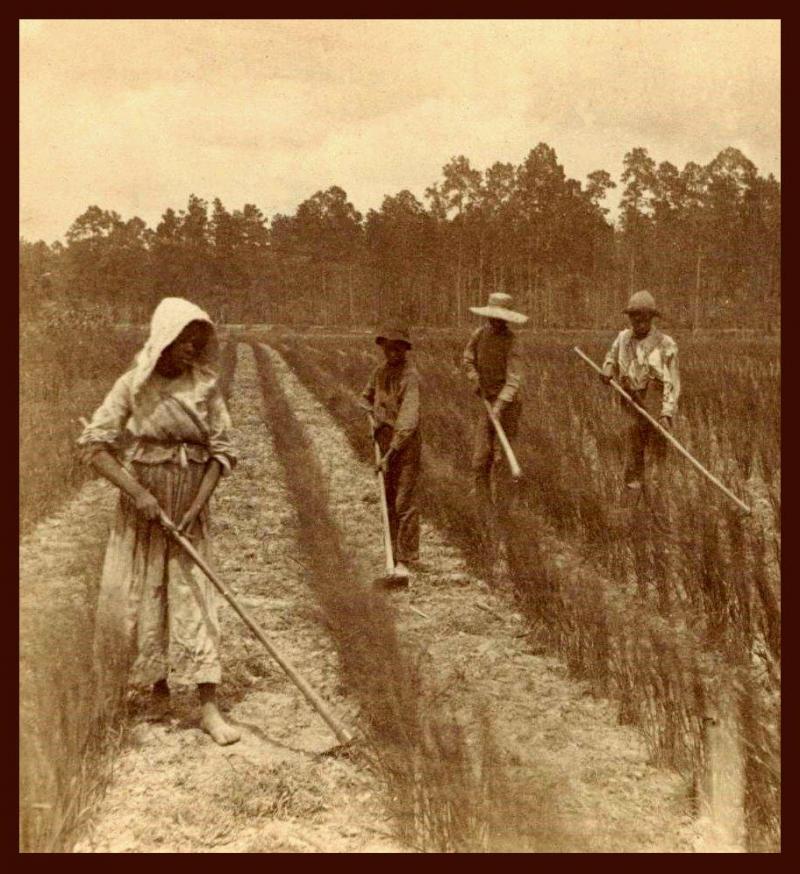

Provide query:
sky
left=20, top=19, right=780, bottom=243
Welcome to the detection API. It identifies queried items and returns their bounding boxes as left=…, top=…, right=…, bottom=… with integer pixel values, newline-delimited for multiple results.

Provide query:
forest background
left=19, top=142, right=780, bottom=331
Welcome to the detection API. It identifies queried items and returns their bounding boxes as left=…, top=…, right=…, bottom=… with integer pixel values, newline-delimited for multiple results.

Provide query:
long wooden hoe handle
left=158, top=511, right=354, bottom=745
left=368, top=414, right=396, bottom=575
left=483, top=399, right=523, bottom=480
left=573, top=346, right=751, bottom=514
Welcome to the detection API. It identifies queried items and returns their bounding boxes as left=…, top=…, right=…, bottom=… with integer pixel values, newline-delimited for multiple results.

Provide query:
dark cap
left=623, top=290, right=661, bottom=316
left=376, top=326, right=412, bottom=349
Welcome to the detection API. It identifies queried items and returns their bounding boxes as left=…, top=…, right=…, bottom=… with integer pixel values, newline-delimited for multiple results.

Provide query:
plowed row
left=25, top=342, right=702, bottom=852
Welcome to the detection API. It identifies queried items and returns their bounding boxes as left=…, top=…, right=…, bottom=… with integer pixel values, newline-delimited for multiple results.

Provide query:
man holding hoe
left=600, top=290, right=681, bottom=501
left=462, top=292, right=528, bottom=572
left=360, top=327, right=421, bottom=584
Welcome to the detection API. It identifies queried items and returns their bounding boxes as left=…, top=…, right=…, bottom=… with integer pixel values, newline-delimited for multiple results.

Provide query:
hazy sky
left=20, top=19, right=780, bottom=243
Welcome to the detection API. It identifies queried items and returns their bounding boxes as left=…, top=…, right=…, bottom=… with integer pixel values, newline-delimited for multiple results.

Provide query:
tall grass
left=19, top=312, right=144, bottom=534
left=250, top=341, right=572, bottom=852
left=268, top=327, right=780, bottom=851
left=217, top=336, right=239, bottom=402
left=19, top=335, right=239, bottom=853
left=19, top=514, right=130, bottom=852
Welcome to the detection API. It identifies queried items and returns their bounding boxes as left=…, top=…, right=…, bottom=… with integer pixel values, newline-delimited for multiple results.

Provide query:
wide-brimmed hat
left=623, top=290, right=661, bottom=316
left=469, top=292, right=528, bottom=325
left=376, top=326, right=412, bottom=349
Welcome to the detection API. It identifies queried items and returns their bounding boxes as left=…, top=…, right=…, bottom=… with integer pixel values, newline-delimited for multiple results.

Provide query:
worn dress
left=78, top=299, right=236, bottom=687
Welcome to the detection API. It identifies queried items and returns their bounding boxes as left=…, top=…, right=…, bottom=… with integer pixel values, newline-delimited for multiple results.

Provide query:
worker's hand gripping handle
left=483, top=399, right=523, bottom=480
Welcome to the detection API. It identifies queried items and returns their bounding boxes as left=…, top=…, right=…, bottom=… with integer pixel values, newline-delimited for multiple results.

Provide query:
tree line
left=19, top=143, right=780, bottom=330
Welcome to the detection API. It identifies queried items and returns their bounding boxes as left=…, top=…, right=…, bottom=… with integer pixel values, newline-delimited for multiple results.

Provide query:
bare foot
left=201, top=702, right=241, bottom=745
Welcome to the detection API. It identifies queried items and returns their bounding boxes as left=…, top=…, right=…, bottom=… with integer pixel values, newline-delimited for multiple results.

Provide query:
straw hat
left=623, top=290, right=661, bottom=316
left=376, top=326, right=412, bottom=349
left=469, top=292, right=528, bottom=325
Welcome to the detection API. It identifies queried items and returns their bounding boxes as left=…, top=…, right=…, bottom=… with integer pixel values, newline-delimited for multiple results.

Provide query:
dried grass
left=270, top=327, right=780, bottom=851
left=250, top=340, right=570, bottom=852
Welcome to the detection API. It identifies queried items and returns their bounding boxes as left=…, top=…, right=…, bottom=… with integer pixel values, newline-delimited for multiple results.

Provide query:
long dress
left=77, top=299, right=236, bottom=689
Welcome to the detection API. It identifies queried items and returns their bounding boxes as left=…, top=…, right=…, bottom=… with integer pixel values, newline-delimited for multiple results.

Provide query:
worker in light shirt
left=601, top=290, right=681, bottom=496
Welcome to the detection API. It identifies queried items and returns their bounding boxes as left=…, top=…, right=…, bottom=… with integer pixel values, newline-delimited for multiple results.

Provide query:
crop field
left=265, top=327, right=780, bottom=851
left=19, top=326, right=780, bottom=853
left=19, top=318, right=145, bottom=534
left=19, top=14, right=781, bottom=856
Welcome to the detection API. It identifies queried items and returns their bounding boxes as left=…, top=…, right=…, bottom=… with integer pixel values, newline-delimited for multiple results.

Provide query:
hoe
left=574, top=347, right=751, bottom=514
left=367, top=412, right=412, bottom=589
left=483, top=398, right=523, bottom=480
left=158, top=510, right=357, bottom=756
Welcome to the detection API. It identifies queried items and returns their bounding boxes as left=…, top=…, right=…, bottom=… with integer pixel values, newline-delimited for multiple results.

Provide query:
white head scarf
left=130, top=297, right=214, bottom=397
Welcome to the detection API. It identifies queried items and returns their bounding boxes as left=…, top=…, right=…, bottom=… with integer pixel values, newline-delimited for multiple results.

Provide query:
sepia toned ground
left=43, top=343, right=700, bottom=852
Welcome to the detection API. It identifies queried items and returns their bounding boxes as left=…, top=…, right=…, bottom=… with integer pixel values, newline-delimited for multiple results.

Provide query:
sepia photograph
left=19, top=19, right=780, bottom=853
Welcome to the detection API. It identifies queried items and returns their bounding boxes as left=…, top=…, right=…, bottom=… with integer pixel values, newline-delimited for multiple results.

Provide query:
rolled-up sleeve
left=360, top=368, right=377, bottom=412
left=207, top=389, right=237, bottom=475
left=602, top=333, right=621, bottom=378
left=390, top=370, right=420, bottom=451
left=497, top=340, right=523, bottom=405
left=76, top=371, right=133, bottom=464
left=462, top=328, right=481, bottom=387
left=660, top=342, right=680, bottom=418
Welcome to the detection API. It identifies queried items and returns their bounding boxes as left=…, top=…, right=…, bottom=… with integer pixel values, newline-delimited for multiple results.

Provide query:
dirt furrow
left=261, top=342, right=698, bottom=852
left=21, top=477, right=124, bottom=852
left=75, top=344, right=403, bottom=853
left=20, top=479, right=119, bottom=623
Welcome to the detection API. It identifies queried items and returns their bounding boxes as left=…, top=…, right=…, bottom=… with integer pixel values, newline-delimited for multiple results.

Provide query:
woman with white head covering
left=78, top=297, right=240, bottom=745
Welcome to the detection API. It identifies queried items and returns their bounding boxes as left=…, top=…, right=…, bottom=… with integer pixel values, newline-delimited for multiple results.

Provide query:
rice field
left=266, top=326, right=780, bottom=851
left=19, top=322, right=780, bottom=852
left=250, top=342, right=568, bottom=851
left=19, top=319, right=144, bottom=534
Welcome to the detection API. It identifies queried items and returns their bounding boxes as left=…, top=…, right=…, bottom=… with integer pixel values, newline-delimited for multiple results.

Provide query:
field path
left=30, top=340, right=699, bottom=852
left=75, top=345, right=403, bottom=853
left=258, top=342, right=698, bottom=853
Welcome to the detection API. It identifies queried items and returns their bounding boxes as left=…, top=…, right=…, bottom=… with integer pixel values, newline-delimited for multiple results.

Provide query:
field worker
left=462, top=293, right=528, bottom=564
left=600, top=290, right=681, bottom=498
left=77, top=297, right=240, bottom=745
left=359, top=327, right=421, bottom=583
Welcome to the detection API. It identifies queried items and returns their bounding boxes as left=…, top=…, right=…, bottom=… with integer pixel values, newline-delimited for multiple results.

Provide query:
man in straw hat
left=462, top=293, right=528, bottom=568
left=359, top=327, right=421, bottom=582
left=600, top=290, right=680, bottom=497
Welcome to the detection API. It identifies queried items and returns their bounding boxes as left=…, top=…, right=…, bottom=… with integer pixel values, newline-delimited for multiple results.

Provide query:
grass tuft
left=268, top=327, right=780, bottom=851
left=250, top=340, right=571, bottom=852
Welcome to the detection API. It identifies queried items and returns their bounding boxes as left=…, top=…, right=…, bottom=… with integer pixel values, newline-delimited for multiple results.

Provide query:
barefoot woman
left=78, top=297, right=240, bottom=745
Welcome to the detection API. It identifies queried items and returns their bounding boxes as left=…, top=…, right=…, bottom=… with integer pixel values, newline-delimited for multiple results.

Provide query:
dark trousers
left=471, top=401, right=521, bottom=540
left=622, top=392, right=668, bottom=488
left=376, top=427, right=421, bottom=563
